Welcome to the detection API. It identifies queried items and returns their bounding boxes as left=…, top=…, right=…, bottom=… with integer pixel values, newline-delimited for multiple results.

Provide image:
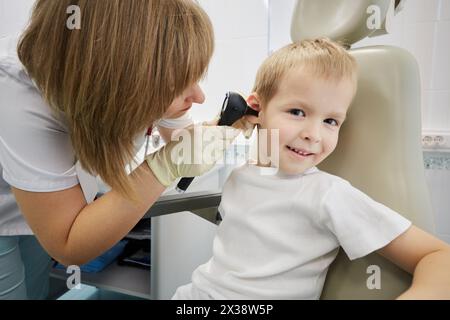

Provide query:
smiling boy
left=172, top=38, right=450, bottom=300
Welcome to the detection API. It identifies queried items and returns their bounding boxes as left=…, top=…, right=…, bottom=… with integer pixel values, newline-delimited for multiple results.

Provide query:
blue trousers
left=0, top=236, right=51, bottom=299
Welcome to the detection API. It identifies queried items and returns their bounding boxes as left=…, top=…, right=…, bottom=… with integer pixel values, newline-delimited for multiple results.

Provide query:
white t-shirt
left=0, top=36, right=192, bottom=235
left=179, top=163, right=411, bottom=300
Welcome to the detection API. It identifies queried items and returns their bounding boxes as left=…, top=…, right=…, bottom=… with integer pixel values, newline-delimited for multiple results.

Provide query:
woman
left=0, top=0, right=238, bottom=299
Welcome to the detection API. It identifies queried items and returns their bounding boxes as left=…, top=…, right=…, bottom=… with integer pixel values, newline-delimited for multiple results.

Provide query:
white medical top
left=191, top=163, right=412, bottom=300
left=0, top=36, right=192, bottom=235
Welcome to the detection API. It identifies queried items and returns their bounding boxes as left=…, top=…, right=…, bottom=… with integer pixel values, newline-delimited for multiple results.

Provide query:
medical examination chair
left=291, top=0, right=435, bottom=299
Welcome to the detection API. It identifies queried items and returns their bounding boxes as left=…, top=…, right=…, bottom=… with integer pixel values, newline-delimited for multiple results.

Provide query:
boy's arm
left=377, top=225, right=450, bottom=299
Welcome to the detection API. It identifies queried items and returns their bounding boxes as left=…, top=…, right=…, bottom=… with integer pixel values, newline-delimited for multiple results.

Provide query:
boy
left=172, top=38, right=450, bottom=300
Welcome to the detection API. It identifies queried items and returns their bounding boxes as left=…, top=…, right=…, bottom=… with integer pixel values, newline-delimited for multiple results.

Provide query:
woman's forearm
left=62, top=162, right=165, bottom=266
left=397, top=249, right=450, bottom=299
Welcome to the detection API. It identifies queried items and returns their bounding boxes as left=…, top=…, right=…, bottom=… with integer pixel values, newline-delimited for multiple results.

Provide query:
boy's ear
left=245, top=93, right=261, bottom=125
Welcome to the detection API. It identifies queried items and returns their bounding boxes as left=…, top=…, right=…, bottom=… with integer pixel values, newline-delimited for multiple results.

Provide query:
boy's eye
left=289, top=109, right=305, bottom=117
left=324, top=118, right=339, bottom=126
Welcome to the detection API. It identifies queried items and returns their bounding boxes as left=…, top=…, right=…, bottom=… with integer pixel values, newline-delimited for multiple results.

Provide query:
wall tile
left=431, top=21, right=450, bottom=90
left=422, top=90, right=432, bottom=130
left=425, top=169, right=450, bottom=236
left=402, top=0, right=440, bottom=22
left=402, top=22, right=437, bottom=90
left=268, top=0, right=296, bottom=52
left=192, top=1, right=269, bottom=123
left=0, top=0, right=6, bottom=38
left=198, top=0, right=268, bottom=41
left=0, top=0, right=34, bottom=37
left=439, top=0, right=450, bottom=20
left=429, top=91, right=450, bottom=129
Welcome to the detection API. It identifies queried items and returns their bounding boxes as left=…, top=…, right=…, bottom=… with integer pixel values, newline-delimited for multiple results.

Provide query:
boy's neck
left=254, top=127, right=276, bottom=168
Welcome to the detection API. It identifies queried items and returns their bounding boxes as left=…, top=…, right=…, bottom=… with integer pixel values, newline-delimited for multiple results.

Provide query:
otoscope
left=175, top=91, right=259, bottom=193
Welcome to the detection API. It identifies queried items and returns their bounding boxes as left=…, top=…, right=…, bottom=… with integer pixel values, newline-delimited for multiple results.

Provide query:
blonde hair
left=18, top=0, right=214, bottom=199
left=253, top=38, right=357, bottom=106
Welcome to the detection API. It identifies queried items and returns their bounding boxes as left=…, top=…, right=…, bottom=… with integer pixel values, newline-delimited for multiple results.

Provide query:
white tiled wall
left=194, top=0, right=269, bottom=123
left=426, top=168, right=450, bottom=243
left=391, top=0, right=449, bottom=132
left=268, top=0, right=297, bottom=53
left=0, top=0, right=34, bottom=38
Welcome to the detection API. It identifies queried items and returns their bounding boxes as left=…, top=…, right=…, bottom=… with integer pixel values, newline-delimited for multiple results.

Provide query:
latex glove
left=231, top=116, right=255, bottom=139
left=146, top=125, right=241, bottom=187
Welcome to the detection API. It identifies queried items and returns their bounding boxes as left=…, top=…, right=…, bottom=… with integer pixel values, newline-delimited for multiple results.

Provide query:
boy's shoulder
left=228, top=163, right=351, bottom=190
left=299, top=169, right=354, bottom=202
left=311, top=169, right=350, bottom=186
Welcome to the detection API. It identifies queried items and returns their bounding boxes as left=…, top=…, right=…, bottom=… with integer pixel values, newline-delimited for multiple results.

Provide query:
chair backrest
left=319, top=46, right=434, bottom=299
left=291, top=0, right=435, bottom=299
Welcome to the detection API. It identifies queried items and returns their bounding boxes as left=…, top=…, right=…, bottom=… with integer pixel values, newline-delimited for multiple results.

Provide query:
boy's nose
left=300, top=122, right=321, bottom=143
left=186, top=83, right=205, bottom=104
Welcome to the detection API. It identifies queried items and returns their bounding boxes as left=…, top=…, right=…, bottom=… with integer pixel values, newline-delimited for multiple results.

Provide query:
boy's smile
left=249, top=67, right=356, bottom=175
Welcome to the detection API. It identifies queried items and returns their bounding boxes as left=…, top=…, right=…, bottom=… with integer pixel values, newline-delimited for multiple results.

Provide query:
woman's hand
left=203, top=110, right=255, bottom=139
left=231, top=116, right=255, bottom=139
left=145, top=125, right=241, bottom=187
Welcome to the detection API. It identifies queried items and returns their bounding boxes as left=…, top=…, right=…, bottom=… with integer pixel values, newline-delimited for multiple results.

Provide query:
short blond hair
left=253, top=38, right=358, bottom=106
left=18, top=0, right=214, bottom=199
